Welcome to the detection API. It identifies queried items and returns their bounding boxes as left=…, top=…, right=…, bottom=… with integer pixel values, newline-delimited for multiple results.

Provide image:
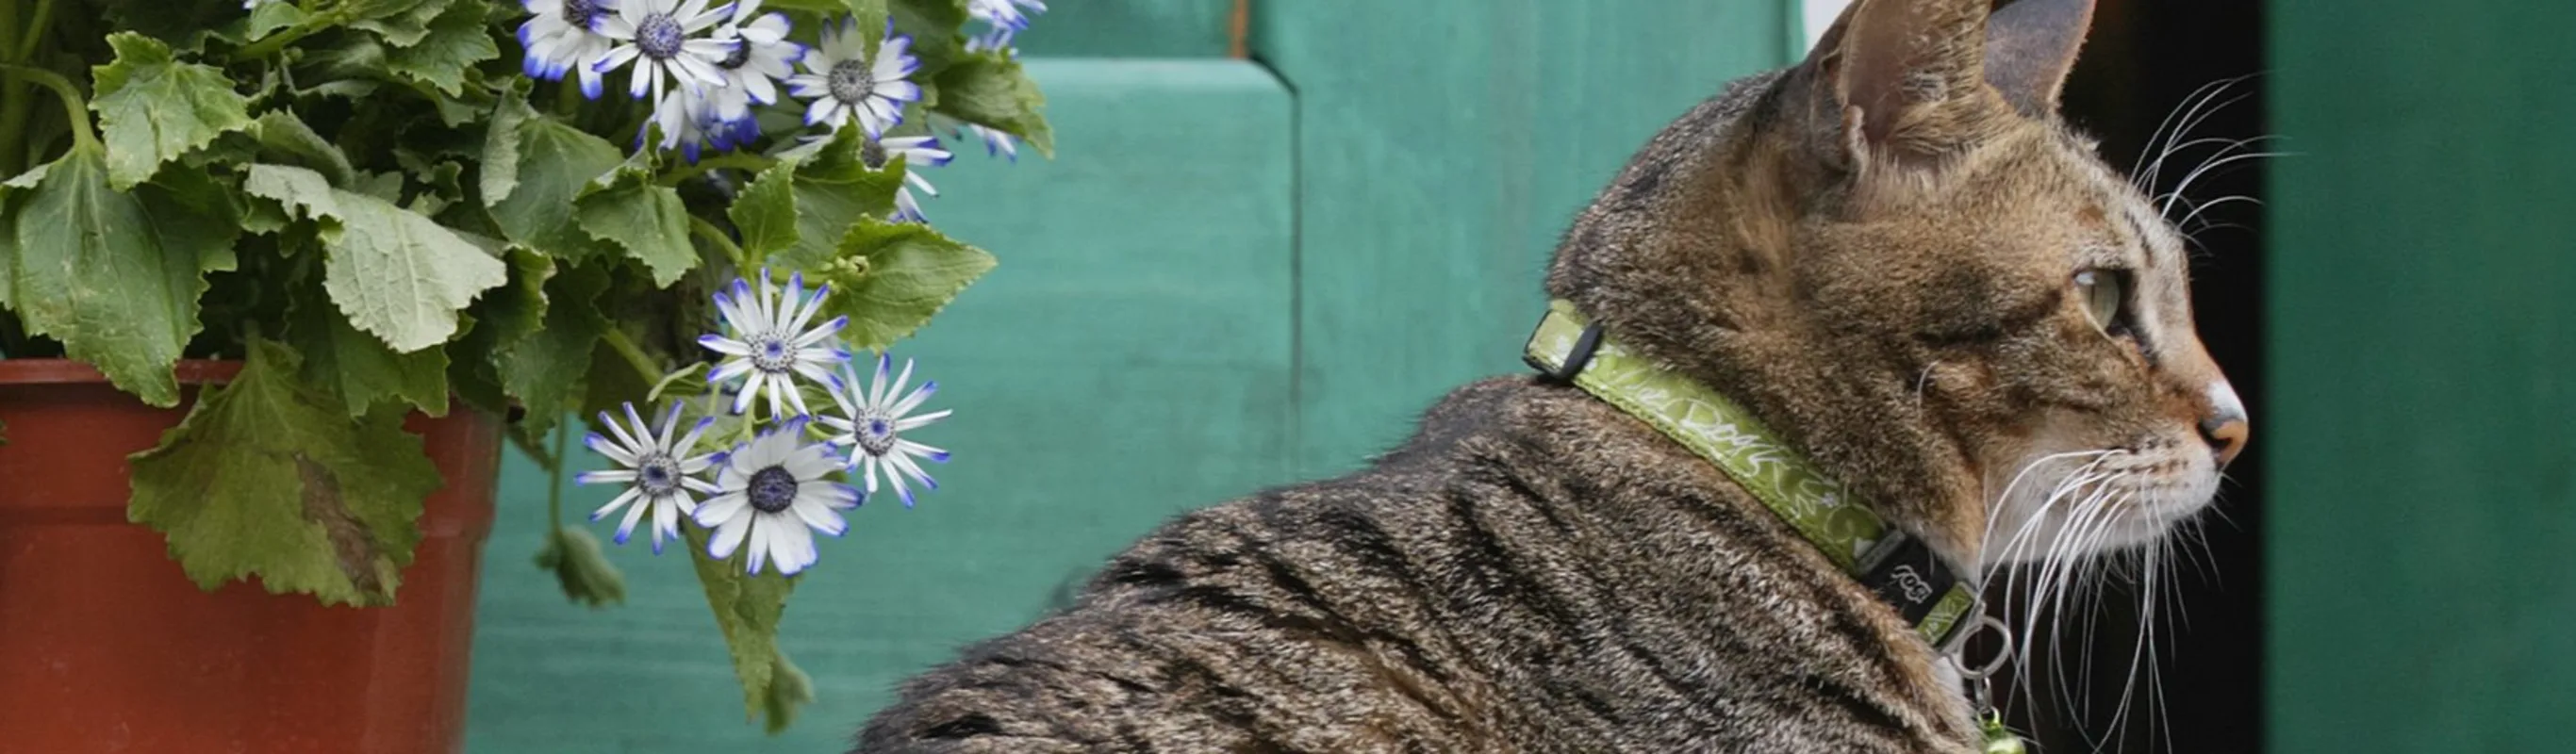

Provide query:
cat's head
left=1545, top=0, right=2243, bottom=569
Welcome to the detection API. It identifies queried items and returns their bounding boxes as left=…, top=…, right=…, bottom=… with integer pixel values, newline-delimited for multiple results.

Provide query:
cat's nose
left=2199, top=380, right=2249, bottom=467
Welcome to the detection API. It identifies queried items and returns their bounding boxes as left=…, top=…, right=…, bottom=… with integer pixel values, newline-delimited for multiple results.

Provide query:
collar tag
left=1523, top=300, right=1977, bottom=648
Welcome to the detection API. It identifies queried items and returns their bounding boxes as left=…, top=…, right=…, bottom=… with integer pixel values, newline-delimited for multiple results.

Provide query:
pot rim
left=0, top=358, right=244, bottom=386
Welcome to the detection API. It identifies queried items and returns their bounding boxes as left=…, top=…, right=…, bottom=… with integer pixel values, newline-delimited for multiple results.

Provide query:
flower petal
left=894, top=408, right=952, bottom=431
left=614, top=494, right=652, bottom=544
left=708, top=509, right=752, bottom=557
left=697, top=491, right=750, bottom=526
left=592, top=486, right=643, bottom=521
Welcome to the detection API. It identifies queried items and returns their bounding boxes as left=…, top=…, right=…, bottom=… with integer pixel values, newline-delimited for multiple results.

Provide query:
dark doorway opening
left=1994, top=0, right=2269, bottom=751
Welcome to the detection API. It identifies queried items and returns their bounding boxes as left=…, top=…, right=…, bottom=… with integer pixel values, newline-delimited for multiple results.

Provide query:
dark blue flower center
left=827, top=59, right=873, bottom=104
left=856, top=414, right=898, bottom=455
left=563, top=0, right=606, bottom=27
left=637, top=453, right=681, bottom=494
left=750, top=335, right=792, bottom=373
left=747, top=466, right=798, bottom=514
left=637, top=13, right=685, bottom=60
left=719, top=39, right=751, bottom=69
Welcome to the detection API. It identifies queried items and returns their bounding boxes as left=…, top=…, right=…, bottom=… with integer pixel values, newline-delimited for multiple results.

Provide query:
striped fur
left=855, top=379, right=1974, bottom=752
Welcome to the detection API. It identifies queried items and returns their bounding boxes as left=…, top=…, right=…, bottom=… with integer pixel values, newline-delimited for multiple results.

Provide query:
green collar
left=1522, top=299, right=1978, bottom=649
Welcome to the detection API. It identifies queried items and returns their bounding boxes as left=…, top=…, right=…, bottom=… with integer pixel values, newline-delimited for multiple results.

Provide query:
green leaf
left=205, top=1, right=310, bottom=47
left=497, top=261, right=611, bottom=445
left=813, top=218, right=995, bottom=350
left=931, top=52, right=1054, bottom=157
left=889, top=0, right=969, bottom=80
left=763, top=648, right=817, bottom=734
left=488, top=120, right=622, bottom=261
left=775, top=128, right=904, bottom=269
left=726, top=158, right=800, bottom=259
left=245, top=164, right=508, bottom=352
left=535, top=525, right=628, bottom=608
left=91, top=33, right=256, bottom=189
left=350, top=0, right=460, bottom=47
left=126, top=338, right=441, bottom=607
left=448, top=246, right=552, bottom=416
left=479, top=82, right=536, bottom=205
left=1, top=146, right=239, bottom=406
left=409, top=160, right=467, bottom=217
left=575, top=163, right=699, bottom=287
left=243, top=2, right=307, bottom=41
left=384, top=1, right=500, bottom=95
left=251, top=111, right=356, bottom=187
left=290, top=287, right=449, bottom=417
left=683, top=516, right=804, bottom=726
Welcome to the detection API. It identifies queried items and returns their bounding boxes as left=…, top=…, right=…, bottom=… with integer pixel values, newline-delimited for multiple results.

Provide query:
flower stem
left=688, top=216, right=750, bottom=270
left=659, top=152, right=777, bottom=187
left=547, top=421, right=569, bottom=531
left=14, top=0, right=52, bottom=62
left=600, top=327, right=664, bottom=390
left=0, top=62, right=91, bottom=151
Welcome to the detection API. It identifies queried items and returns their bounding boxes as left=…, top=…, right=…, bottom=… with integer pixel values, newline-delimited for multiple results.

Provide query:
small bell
left=1978, top=710, right=2027, bottom=754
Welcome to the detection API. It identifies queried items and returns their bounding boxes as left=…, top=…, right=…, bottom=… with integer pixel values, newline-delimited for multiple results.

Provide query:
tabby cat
left=853, top=0, right=2246, bottom=750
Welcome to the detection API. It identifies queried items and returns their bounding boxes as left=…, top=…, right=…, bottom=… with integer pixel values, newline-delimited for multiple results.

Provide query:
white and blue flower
left=577, top=402, right=721, bottom=553
left=694, top=418, right=860, bottom=575
left=880, top=135, right=951, bottom=222
left=702, top=270, right=850, bottom=418
left=639, top=86, right=720, bottom=160
left=956, top=123, right=1017, bottom=161
left=705, top=0, right=801, bottom=137
left=964, top=23, right=1017, bottom=55
left=786, top=16, right=919, bottom=139
left=821, top=353, right=951, bottom=507
left=518, top=0, right=620, bottom=99
left=966, top=0, right=1047, bottom=33
left=591, top=0, right=737, bottom=106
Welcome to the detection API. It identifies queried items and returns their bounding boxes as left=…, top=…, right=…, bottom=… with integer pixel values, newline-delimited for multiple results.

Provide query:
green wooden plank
left=1253, top=1, right=1792, bottom=477
left=1013, top=0, right=1236, bottom=58
left=2268, top=3, right=2576, bottom=751
left=466, top=58, right=1296, bottom=752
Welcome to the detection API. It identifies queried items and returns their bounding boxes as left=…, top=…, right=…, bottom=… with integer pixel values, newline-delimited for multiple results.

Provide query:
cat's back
left=850, top=379, right=1531, bottom=752
left=852, top=376, right=1972, bottom=753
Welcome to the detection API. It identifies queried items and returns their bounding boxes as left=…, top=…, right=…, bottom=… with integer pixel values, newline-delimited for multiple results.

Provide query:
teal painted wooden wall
left=2267, top=1, right=2576, bottom=751
left=1254, top=2, right=1790, bottom=477
left=467, top=3, right=1798, bottom=749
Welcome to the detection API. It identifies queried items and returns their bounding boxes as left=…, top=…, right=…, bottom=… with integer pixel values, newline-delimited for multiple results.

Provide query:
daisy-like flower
left=869, top=136, right=951, bottom=223
left=639, top=87, right=718, bottom=160
left=702, top=270, right=850, bottom=418
left=957, top=123, right=1018, bottom=161
left=787, top=16, right=920, bottom=139
left=577, top=402, right=721, bottom=553
left=592, top=0, right=737, bottom=105
left=964, top=23, right=1017, bottom=55
left=694, top=418, right=861, bottom=575
left=705, top=0, right=801, bottom=131
left=519, top=0, right=619, bottom=99
left=966, top=0, right=1047, bottom=31
left=821, top=353, right=952, bottom=507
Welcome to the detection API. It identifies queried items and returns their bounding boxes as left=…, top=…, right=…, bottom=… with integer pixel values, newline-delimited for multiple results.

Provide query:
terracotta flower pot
left=0, top=359, right=500, bottom=754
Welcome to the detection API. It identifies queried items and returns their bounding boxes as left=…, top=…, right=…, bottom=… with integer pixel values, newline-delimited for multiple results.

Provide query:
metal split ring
left=1947, top=614, right=2014, bottom=681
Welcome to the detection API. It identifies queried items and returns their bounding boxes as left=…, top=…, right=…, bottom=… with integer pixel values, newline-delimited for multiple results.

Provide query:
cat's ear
left=1806, top=0, right=2008, bottom=163
left=1985, top=0, right=2097, bottom=116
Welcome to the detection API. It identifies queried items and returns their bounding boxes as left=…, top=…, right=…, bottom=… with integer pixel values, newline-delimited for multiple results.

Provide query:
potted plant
left=0, top=0, right=1049, bottom=749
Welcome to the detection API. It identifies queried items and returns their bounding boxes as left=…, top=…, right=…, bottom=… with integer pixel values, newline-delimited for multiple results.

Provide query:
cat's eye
left=2073, top=269, right=2131, bottom=336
